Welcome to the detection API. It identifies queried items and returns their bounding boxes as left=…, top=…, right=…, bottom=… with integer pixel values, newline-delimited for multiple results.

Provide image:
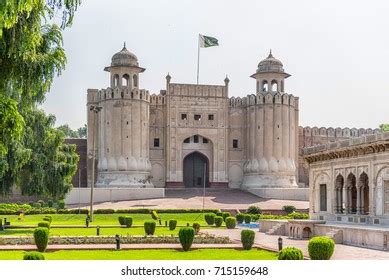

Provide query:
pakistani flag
left=199, top=34, right=219, bottom=48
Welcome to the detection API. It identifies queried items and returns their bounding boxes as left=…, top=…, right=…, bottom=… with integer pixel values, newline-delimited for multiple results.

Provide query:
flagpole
left=197, top=34, right=200, bottom=85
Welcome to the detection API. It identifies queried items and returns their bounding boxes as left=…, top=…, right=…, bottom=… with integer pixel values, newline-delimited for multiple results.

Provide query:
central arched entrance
left=183, top=152, right=209, bottom=188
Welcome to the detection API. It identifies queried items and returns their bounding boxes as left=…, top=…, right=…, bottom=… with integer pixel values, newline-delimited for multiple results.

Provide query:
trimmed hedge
left=43, top=216, right=52, bottom=224
left=118, top=216, right=126, bottom=226
left=144, top=221, right=156, bottom=235
left=192, top=223, right=200, bottom=234
left=241, top=229, right=255, bottom=250
left=214, top=216, right=223, bottom=227
left=222, top=212, right=231, bottom=222
left=34, top=227, right=49, bottom=252
left=236, top=213, right=245, bottom=224
left=225, top=217, right=237, bottom=229
left=37, top=221, right=50, bottom=229
left=169, top=220, right=177, bottom=230
left=278, top=247, right=304, bottom=260
left=244, top=214, right=252, bottom=224
left=94, top=209, right=115, bottom=214
left=123, top=216, right=133, bottom=228
left=178, top=227, right=195, bottom=251
left=57, top=209, right=89, bottom=214
left=247, top=205, right=261, bottom=214
left=23, top=252, right=45, bottom=260
left=308, top=236, right=335, bottom=260
left=282, top=205, right=297, bottom=215
left=204, top=213, right=216, bottom=225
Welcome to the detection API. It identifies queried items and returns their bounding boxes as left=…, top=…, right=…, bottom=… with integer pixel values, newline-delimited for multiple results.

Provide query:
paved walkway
left=0, top=243, right=240, bottom=251
left=70, top=189, right=309, bottom=210
left=203, top=228, right=389, bottom=260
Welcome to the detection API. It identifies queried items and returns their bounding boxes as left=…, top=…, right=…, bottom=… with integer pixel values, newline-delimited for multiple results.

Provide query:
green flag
left=199, top=34, right=219, bottom=48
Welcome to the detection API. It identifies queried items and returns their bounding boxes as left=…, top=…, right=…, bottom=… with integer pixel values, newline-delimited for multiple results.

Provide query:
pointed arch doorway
left=183, top=152, right=209, bottom=188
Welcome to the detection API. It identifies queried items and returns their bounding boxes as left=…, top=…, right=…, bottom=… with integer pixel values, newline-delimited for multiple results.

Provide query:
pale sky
left=42, top=0, right=389, bottom=130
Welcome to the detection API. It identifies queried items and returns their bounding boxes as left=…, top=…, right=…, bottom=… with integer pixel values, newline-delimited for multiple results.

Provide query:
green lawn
left=1, top=213, right=211, bottom=227
left=0, top=226, right=215, bottom=236
left=0, top=249, right=278, bottom=260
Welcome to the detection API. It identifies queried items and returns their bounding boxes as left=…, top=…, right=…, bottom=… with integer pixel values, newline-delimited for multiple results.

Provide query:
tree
left=77, top=124, right=87, bottom=138
left=57, top=124, right=79, bottom=138
left=18, top=110, right=79, bottom=199
left=380, top=124, right=389, bottom=132
left=0, top=1, right=80, bottom=196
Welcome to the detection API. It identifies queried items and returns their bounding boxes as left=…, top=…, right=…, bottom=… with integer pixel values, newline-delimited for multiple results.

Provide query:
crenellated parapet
left=300, top=126, right=380, bottom=139
left=229, top=92, right=299, bottom=108
left=93, top=87, right=151, bottom=103
left=168, top=83, right=227, bottom=98
left=150, top=93, right=166, bottom=106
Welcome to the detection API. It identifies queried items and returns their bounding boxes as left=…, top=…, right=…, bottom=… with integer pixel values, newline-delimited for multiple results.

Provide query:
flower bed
left=0, top=233, right=231, bottom=245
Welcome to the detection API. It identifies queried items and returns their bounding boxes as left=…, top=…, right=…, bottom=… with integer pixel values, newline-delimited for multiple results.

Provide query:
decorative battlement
left=168, top=83, right=227, bottom=98
left=150, top=94, right=166, bottom=106
left=229, top=92, right=298, bottom=108
left=300, top=126, right=380, bottom=138
left=89, top=87, right=151, bottom=102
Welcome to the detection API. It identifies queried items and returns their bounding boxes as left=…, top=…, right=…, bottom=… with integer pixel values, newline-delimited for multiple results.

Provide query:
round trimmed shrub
left=37, top=221, right=50, bottom=229
left=33, top=227, right=49, bottom=252
left=192, top=222, right=200, bottom=234
left=225, top=217, right=237, bottom=229
left=169, top=220, right=177, bottom=230
left=308, top=236, right=335, bottom=260
left=37, top=200, right=46, bottom=207
left=124, top=216, right=133, bottom=228
left=144, top=221, right=156, bottom=235
left=24, top=252, right=45, bottom=260
left=47, top=200, right=54, bottom=208
left=241, top=229, right=255, bottom=250
left=244, top=214, right=252, bottom=224
left=278, top=247, right=304, bottom=260
left=236, top=213, right=245, bottom=224
left=214, top=216, right=223, bottom=227
left=204, top=213, right=216, bottom=225
left=282, top=205, right=297, bottom=215
left=247, top=205, right=261, bottom=214
left=118, top=216, right=126, bottom=226
left=222, top=212, right=231, bottom=221
left=216, top=211, right=223, bottom=217
left=178, top=227, right=195, bottom=251
left=33, top=202, right=41, bottom=209
left=57, top=200, right=65, bottom=209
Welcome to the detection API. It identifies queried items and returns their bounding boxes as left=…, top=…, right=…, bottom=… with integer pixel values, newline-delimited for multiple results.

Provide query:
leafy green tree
left=380, top=124, right=389, bottom=132
left=57, top=124, right=79, bottom=138
left=77, top=124, right=87, bottom=138
left=0, top=0, right=80, bottom=196
left=18, top=110, right=79, bottom=199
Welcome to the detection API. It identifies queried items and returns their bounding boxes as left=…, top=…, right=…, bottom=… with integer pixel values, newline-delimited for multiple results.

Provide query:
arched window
left=133, top=75, right=138, bottom=87
left=122, top=74, right=130, bottom=87
left=262, top=80, right=268, bottom=92
left=113, top=74, right=119, bottom=87
left=271, top=80, right=278, bottom=92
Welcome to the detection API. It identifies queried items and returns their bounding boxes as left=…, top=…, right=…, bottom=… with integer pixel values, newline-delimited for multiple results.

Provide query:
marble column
left=356, top=187, right=361, bottom=214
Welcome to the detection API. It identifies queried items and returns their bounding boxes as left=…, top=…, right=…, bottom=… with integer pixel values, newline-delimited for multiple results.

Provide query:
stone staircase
left=325, top=228, right=343, bottom=244
left=266, top=223, right=286, bottom=236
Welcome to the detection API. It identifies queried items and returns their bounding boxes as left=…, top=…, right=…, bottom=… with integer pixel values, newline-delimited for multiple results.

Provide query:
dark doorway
left=183, top=152, right=209, bottom=188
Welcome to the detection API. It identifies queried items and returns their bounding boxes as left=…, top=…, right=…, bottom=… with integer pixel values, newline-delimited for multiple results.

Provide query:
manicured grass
left=1, top=213, right=212, bottom=227
left=0, top=249, right=278, bottom=260
left=0, top=226, right=214, bottom=236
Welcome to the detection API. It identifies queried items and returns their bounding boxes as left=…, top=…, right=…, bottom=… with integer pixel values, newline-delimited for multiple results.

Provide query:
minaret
left=242, top=50, right=298, bottom=189
left=87, top=44, right=153, bottom=188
